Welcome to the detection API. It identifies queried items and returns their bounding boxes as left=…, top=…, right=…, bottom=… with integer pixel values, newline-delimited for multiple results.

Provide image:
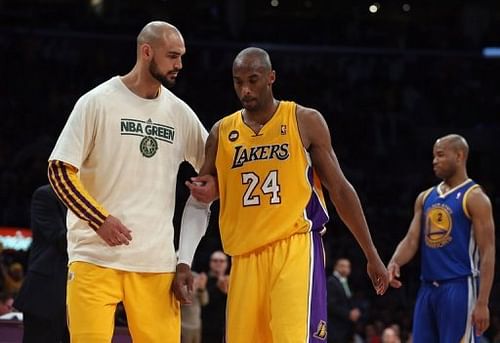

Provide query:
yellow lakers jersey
left=216, top=101, right=329, bottom=256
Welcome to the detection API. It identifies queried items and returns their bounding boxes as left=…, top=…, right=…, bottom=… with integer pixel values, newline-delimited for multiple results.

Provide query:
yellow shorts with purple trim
left=226, top=231, right=327, bottom=342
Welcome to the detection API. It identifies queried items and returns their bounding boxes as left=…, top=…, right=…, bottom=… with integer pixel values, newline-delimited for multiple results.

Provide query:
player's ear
left=458, top=149, right=466, bottom=163
left=269, top=70, right=276, bottom=85
left=140, top=43, right=154, bottom=61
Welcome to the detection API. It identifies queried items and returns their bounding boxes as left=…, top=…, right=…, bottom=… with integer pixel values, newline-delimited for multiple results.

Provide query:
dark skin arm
left=467, top=188, right=495, bottom=336
left=184, top=121, right=220, bottom=202
left=173, top=121, right=220, bottom=304
left=297, top=105, right=388, bottom=295
left=387, top=191, right=426, bottom=288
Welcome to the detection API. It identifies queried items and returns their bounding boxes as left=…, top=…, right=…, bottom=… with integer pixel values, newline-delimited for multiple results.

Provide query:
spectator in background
left=181, top=271, right=208, bottom=343
left=4, top=262, right=24, bottom=295
left=202, top=250, right=229, bottom=343
left=0, top=292, right=14, bottom=316
left=1, top=261, right=23, bottom=296
left=327, top=258, right=361, bottom=343
left=14, top=184, right=69, bottom=343
left=0, top=242, right=5, bottom=292
left=365, top=323, right=382, bottom=343
left=0, top=291, right=21, bottom=320
left=381, top=326, right=401, bottom=343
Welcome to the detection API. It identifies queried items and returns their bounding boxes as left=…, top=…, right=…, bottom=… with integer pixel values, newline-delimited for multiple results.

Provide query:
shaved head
left=137, top=21, right=181, bottom=48
left=432, top=133, right=469, bottom=181
left=232, top=47, right=276, bottom=112
left=435, top=134, right=469, bottom=161
left=133, top=21, right=185, bottom=89
left=233, top=47, right=272, bottom=72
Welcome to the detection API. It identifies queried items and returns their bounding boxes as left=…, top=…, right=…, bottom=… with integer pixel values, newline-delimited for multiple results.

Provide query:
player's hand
left=471, top=302, right=490, bottom=336
left=172, top=263, right=194, bottom=305
left=387, top=260, right=402, bottom=288
left=216, top=275, right=229, bottom=294
left=185, top=175, right=218, bottom=203
left=196, top=272, right=208, bottom=290
left=96, top=215, right=132, bottom=246
left=366, top=254, right=389, bottom=295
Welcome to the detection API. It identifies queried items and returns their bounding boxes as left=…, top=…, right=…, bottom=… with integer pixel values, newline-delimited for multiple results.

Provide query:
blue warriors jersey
left=420, top=179, right=480, bottom=281
left=215, top=101, right=329, bottom=256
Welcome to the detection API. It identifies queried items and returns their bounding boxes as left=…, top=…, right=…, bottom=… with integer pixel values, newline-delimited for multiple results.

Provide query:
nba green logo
left=140, top=136, right=158, bottom=158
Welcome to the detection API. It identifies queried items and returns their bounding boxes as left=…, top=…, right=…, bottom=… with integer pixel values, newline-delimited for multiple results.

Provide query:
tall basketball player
left=175, top=47, right=389, bottom=342
left=48, top=21, right=208, bottom=342
left=388, top=134, right=495, bottom=342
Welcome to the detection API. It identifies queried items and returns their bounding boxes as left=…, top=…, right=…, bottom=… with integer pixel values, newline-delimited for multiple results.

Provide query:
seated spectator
left=4, top=262, right=24, bottom=295
left=181, top=272, right=209, bottom=343
left=0, top=291, right=21, bottom=320
left=381, top=326, right=401, bottom=343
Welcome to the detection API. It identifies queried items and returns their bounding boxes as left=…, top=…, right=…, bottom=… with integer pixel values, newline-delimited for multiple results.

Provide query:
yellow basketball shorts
left=67, top=261, right=180, bottom=343
left=226, top=231, right=327, bottom=342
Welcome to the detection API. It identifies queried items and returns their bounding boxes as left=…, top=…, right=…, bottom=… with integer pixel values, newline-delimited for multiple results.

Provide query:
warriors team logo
left=121, top=118, right=175, bottom=158
left=313, top=320, right=327, bottom=340
left=140, top=136, right=158, bottom=157
left=425, top=205, right=453, bottom=248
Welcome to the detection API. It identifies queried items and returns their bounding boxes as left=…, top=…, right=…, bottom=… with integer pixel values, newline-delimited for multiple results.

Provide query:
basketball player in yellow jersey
left=174, top=47, right=389, bottom=342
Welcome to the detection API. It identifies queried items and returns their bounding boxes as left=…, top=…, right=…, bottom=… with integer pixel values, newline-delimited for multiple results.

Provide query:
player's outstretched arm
left=297, top=106, right=388, bottom=295
left=468, top=188, right=495, bottom=336
left=387, top=192, right=425, bottom=288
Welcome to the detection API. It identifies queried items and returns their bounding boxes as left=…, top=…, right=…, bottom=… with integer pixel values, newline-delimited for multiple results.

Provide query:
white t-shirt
left=49, top=76, right=208, bottom=272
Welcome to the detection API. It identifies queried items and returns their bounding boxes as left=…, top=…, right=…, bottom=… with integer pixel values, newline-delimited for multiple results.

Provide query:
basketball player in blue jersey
left=388, top=134, right=495, bottom=342
left=174, top=47, right=389, bottom=342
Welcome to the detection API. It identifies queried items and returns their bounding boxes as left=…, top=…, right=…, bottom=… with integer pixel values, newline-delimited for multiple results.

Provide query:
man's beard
left=149, top=59, right=176, bottom=89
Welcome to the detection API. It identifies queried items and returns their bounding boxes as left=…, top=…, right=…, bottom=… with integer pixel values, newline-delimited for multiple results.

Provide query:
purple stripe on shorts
left=306, top=167, right=329, bottom=231
left=309, top=232, right=328, bottom=341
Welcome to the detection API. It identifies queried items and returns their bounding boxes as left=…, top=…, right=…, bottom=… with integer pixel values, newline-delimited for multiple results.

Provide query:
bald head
left=435, top=134, right=469, bottom=161
left=137, top=21, right=182, bottom=49
left=233, top=47, right=272, bottom=73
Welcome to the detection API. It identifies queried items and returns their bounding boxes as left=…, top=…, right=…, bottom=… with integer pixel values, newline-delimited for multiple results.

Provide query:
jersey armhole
left=462, top=184, right=480, bottom=219
left=292, top=103, right=307, bottom=150
left=421, top=186, right=434, bottom=205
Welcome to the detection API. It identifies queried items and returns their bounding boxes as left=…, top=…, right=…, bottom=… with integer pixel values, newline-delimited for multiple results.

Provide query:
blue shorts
left=412, top=276, right=480, bottom=343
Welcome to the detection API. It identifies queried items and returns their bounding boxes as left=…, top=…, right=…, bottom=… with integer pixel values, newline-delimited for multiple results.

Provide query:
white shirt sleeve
left=49, top=93, right=98, bottom=168
left=182, top=106, right=208, bottom=173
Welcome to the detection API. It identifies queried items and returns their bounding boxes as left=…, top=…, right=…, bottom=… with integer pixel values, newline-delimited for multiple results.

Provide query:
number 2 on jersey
left=241, top=170, right=281, bottom=206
